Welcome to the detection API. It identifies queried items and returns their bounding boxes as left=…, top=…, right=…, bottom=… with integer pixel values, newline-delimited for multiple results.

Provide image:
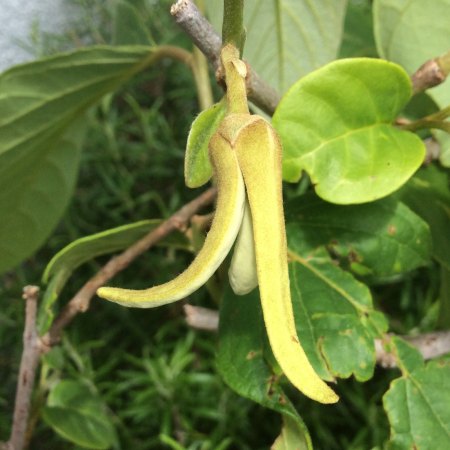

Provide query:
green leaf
left=273, top=58, right=425, bottom=203
left=397, top=165, right=450, bottom=326
left=373, top=0, right=450, bottom=107
left=389, top=336, right=424, bottom=374
left=274, top=58, right=425, bottom=203
left=217, top=287, right=312, bottom=449
left=185, top=99, right=226, bottom=188
left=42, top=380, right=117, bottom=449
left=383, top=341, right=450, bottom=449
left=0, top=119, right=86, bottom=275
left=113, top=0, right=154, bottom=46
left=271, top=415, right=311, bottom=450
left=39, top=220, right=189, bottom=333
left=207, top=0, right=348, bottom=93
left=42, top=346, right=66, bottom=371
left=287, top=233, right=388, bottom=381
left=398, top=165, right=450, bottom=271
left=339, top=0, right=378, bottom=58
left=285, top=193, right=432, bottom=278
left=0, top=45, right=157, bottom=274
left=374, top=0, right=450, bottom=169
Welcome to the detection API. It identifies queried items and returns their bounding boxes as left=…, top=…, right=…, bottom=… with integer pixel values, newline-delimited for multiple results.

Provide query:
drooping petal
left=97, top=134, right=245, bottom=308
left=233, top=116, right=339, bottom=404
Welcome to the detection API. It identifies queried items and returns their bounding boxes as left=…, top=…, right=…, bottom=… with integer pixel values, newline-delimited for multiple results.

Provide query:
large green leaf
left=217, top=287, right=313, bottom=449
left=0, top=119, right=85, bottom=275
left=287, top=230, right=388, bottom=381
left=398, top=165, right=450, bottom=271
left=113, top=0, right=154, bottom=46
left=285, top=194, right=431, bottom=278
left=397, top=165, right=450, bottom=325
left=0, top=45, right=157, bottom=274
left=383, top=337, right=450, bottom=449
left=374, top=0, right=450, bottom=167
left=206, top=0, right=348, bottom=93
left=373, top=0, right=450, bottom=107
left=339, top=0, right=378, bottom=58
left=219, top=227, right=388, bottom=406
left=39, top=220, right=189, bottom=333
left=42, top=380, right=117, bottom=449
left=273, top=58, right=425, bottom=203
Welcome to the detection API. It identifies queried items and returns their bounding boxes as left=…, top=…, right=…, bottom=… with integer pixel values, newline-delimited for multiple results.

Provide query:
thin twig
left=5, top=286, right=41, bottom=450
left=170, top=0, right=280, bottom=114
left=423, top=137, right=441, bottom=164
left=171, top=0, right=222, bottom=70
left=183, top=305, right=450, bottom=368
left=184, top=304, right=219, bottom=331
left=375, top=331, right=450, bottom=368
left=411, top=50, right=450, bottom=95
left=2, top=190, right=217, bottom=446
left=41, top=187, right=217, bottom=347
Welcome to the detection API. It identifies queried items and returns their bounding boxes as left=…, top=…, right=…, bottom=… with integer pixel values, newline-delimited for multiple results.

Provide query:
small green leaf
left=42, top=380, right=117, bottom=449
left=285, top=193, right=432, bottom=278
left=271, top=415, right=311, bottom=450
left=39, top=220, right=189, bottom=333
left=373, top=0, right=450, bottom=107
left=217, top=287, right=312, bottom=449
left=273, top=58, right=425, bottom=203
left=383, top=358, right=450, bottom=449
left=185, top=99, right=226, bottom=188
left=207, top=0, right=347, bottom=93
left=41, top=347, right=66, bottom=371
left=0, top=45, right=158, bottom=274
left=287, top=235, right=388, bottom=381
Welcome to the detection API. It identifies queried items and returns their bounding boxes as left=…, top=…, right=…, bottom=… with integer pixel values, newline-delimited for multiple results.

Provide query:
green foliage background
left=0, top=0, right=449, bottom=449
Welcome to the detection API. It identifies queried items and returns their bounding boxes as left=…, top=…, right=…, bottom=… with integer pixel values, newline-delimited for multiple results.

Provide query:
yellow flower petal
left=97, top=134, right=245, bottom=308
left=233, top=116, right=339, bottom=404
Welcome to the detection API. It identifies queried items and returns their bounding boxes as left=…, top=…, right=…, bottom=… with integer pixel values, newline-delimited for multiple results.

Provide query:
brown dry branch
left=3, top=287, right=41, bottom=450
left=423, top=137, right=441, bottom=164
left=411, top=50, right=450, bottom=95
left=171, top=0, right=221, bottom=70
left=183, top=305, right=450, bottom=368
left=42, top=187, right=216, bottom=347
left=375, top=331, right=450, bottom=368
left=184, top=304, right=219, bottom=331
left=2, top=188, right=216, bottom=448
left=170, top=0, right=280, bottom=114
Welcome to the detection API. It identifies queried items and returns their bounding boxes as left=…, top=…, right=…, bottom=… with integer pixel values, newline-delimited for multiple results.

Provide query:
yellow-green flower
left=97, top=45, right=338, bottom=405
